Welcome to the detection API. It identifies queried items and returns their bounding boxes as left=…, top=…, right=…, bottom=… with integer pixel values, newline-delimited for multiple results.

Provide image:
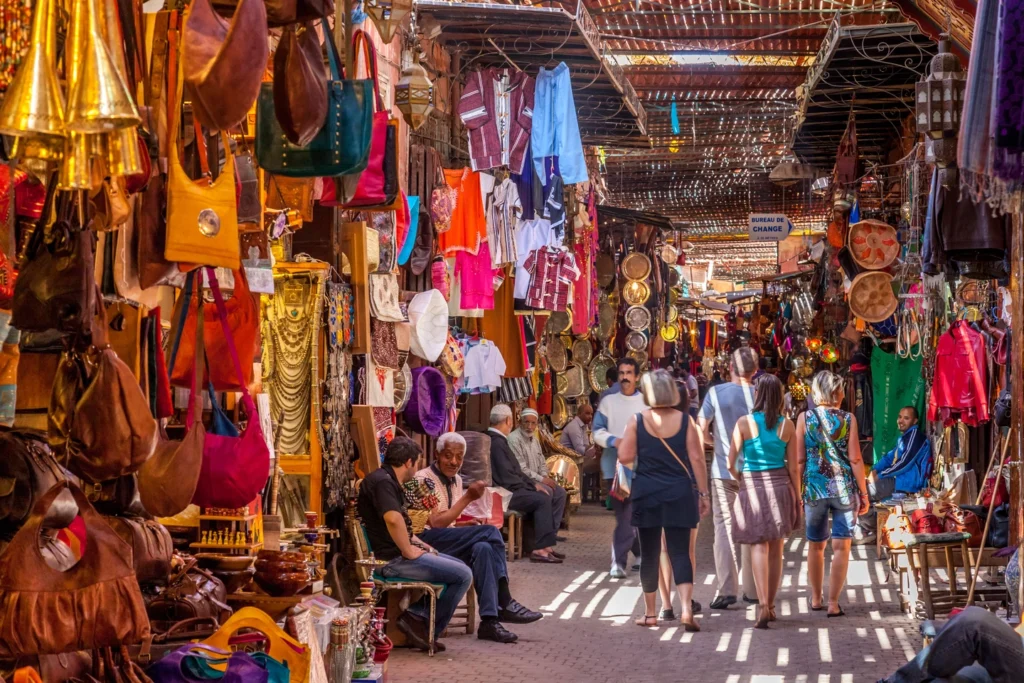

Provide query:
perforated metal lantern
left=395, top=55, right=434, bottom=130
left=366, top=0, right=412, bottom=44
left=915, top=36, right=965, bottom=167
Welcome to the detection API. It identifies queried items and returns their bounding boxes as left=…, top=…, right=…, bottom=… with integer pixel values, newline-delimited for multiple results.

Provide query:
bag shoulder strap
left=640, top=413, right=694, bottom=481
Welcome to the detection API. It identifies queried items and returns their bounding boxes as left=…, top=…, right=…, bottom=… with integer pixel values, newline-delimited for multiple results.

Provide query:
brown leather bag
left=66, top=299, right=159, bottom=484
left=214, top=0, right=333, bottom=26
left=943, top=504, right=984, bottom=547
left=105, top=516, right=174, bottom=586
left=0, top=429, right=77, bottom=543
left=182, top=0, right=269, bottom=131
left=11, top=187, right=97, bottom=339
left=134, top=171, right=176, bottom=290
left=273, top=22, right=328, bottom=147
left=0, top=484, right=151, bottom=656
left=146, top=557, right=231, bottom=633
left=136, top=298, right=205, bottom=518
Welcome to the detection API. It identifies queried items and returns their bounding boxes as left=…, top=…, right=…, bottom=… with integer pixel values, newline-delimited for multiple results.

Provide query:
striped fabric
left=499, top=376, right=532, bottom=403
left=458, top=68, right=535, bottom=174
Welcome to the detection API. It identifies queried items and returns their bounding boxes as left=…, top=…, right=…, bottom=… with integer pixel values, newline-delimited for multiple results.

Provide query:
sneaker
left=478, top=620, right=518, bottom=644
left=499, top=600, right=543, bottom=624
left=609, top=566, right=627, bottom=579
left=709, top=595, right=737, bottom=610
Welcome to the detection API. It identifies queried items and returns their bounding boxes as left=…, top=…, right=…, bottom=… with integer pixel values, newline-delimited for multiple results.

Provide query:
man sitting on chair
left=405, top=433, right=543, bottom=644
left=357, top=437, right=472, bottom=653
left=508, top=408, right=568, bottom=531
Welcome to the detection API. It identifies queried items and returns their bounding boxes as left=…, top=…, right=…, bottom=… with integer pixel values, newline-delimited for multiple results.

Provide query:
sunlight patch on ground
left=894, top=627, right=917, bottom=660
left=818, top=628, right=832, bottom=663
left=599, top=585, right=643, bottom=625
left=876, top=628, right=892, bottom=650
left=560, top=602, right=578, bottom=619
left=777, top=647, right=789, bottom=666
left=750, top=677, right=784, bottom=683
left=736, top=628, right=753, bottom=662
left=844, top=560, right=873, bottom=586
left=540, top=571, right=592, bottom=612
left=660, top=626, right=677, bottom=641
left=716, top=632, right=733, bottom=652
left=582, top=588, right=608, bottom=618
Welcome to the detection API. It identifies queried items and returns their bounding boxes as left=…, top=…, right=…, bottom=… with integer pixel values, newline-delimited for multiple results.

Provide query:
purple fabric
left=993, top=0, right=1024, bottom=184
left=404, top=366, right=448, bottom=437
left=957, top=0, right=999, bottom=199
left=146, top=644, right=269, bottom=683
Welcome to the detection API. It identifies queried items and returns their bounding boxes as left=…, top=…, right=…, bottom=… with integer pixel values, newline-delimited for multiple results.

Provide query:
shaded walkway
left=390, top=505, right=922, bottom=682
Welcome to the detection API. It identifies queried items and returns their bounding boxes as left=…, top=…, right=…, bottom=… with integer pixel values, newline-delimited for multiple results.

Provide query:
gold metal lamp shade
left=65, top=0, right=140, bottom=133
left=0, top=0, right=66, bottom=142
left=366, top=0, right=412, bottom=44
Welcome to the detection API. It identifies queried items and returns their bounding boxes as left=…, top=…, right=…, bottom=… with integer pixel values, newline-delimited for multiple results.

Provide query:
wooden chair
left=347, top=516, right=443, bottom=656
left=502, top=511, right=523, bottom=561
left=904, top=531, right=974, bottom=619
left=444, top=587, right=477, bottom=636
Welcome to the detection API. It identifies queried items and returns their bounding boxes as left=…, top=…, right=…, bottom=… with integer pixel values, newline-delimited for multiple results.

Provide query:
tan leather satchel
left=105, top=516, right=174, bottom=586
left=0, top=484, right=151, bottom=656
left=182, top=0, right=268, bottom=131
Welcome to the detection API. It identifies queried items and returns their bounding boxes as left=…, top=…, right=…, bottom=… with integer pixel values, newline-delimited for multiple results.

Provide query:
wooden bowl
left=195, top=554, right=256, bottom=572
left=253, top=570, right=309, bottom=597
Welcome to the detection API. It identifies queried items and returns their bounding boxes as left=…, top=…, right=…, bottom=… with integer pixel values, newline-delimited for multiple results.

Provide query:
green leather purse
left=255, top=18, right=373, bottom=177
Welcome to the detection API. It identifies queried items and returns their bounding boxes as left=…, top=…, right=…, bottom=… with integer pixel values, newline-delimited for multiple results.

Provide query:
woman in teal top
left=726, top=374, right=799, bottom=629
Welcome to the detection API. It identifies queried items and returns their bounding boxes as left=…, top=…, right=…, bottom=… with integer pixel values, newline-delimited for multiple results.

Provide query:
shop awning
left=791, top=18, right=936, bottom=171
left=414, top=0, right=649, bottom=147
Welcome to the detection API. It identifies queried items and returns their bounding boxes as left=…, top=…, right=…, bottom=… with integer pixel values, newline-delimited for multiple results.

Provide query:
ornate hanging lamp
left=365, top=0, right=412, bottom=44
left=395, top=47, right=434, bottom=130
left=915, top=34, right=965, bottom=167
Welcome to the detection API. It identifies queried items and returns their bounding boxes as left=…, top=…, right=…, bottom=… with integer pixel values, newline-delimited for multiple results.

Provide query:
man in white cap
left=508, top=408, right=567, bottom=537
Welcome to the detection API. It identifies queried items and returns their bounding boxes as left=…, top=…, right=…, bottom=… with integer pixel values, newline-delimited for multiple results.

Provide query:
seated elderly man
left=405, top=433, right=543, bottom=644
left=488, top=404, right=565, bottom=563
left=507, top=408, right=568, bottom=536
left=357, top=437, right=472, bottom=653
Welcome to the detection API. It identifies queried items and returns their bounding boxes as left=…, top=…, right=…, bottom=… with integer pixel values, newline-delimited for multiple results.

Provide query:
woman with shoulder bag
left=726, top=374, right=800, bottom=629
left=796, top=371, right=870, bottom=618
left=616, top=369, right=710, bottom=632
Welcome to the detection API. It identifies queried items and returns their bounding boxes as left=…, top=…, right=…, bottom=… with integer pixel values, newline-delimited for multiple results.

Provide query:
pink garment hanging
left=455, top=241, right=499, bottom=310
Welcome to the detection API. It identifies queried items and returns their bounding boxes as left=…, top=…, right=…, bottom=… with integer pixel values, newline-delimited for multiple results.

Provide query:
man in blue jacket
left=857, top=406, right=932, bottom=542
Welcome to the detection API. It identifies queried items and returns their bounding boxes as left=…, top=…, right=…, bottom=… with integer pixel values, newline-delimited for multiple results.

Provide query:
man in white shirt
left=697, top=348, right=758, bottom=609
left=593, top=358, right=646, bottom=579
left=508, top=408, right=567, bottom=533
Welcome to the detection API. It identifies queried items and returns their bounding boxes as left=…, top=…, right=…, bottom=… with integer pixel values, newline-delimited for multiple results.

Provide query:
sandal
left=827, top=606, right=845, bottom=618
left=809, top=596, right=825, bottom=611
left=681, top=617, right=701, bottom=633
left=635, top=615, right=658, bottom=627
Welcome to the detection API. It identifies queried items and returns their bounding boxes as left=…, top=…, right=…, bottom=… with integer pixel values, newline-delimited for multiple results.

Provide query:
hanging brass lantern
left=0, top=0, right=67, bottom=162
left=395, top=51, right=434, bottom=130
left=915, top=35, right=965, bottom=167
left=366, top=0, right=412, bottom=44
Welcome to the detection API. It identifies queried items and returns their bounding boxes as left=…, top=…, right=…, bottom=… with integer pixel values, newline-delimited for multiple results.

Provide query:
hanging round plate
left=394, top=364, right=412, bottom=412
left=551, top=395, right=569, bottom=429
left=588, top=354, right=616, bottom=393
left=572, top=338, right=593, bottom=365
left=596, top=253, right=615, bottom=288
left=627, top=349, right=648, bottom=366
left=847, top=219, right=899, bottom=270
left=545, top=310, right=572, bottom=336
left=667, top=267, right=681, bottom=287
left=668, top=289, right=679, bottom=307
left=625, top=330, right=648, bottom=352
left=564, top=364, right=586, bottom=397
left=555, top=372, right=569, bottom=395
left=597, top=302, right=616, bottom=340
left=622, top=280, right=651, bottom=306
left=660, top=243, right=679, bottom=264
left=849, top=271, right=898, bottom=323
left=665, top=305, right=679, bottom=324
left=545, top=336, right=568, bottom=372
left=625, top=305, right=651, bottom=331
left=660, top=323, right=679, bottom=342
left=622, top=252, right=652, bottom=281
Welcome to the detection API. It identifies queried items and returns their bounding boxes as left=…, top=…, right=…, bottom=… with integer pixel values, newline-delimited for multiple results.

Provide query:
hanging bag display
left=0, top=483, right=150, bottom=656
left=429, top=165, right=457, bottom=234
left=272, top=22, right=328, bottom=147
left=169, top=269, right=260, bottom=392
left=182, top=0, right=268, bottom=131
left=166, top=45, right=241, bottom=271
left=190, top=268, right=271, bottom=510
left=256, top=18, right=373, bottom=177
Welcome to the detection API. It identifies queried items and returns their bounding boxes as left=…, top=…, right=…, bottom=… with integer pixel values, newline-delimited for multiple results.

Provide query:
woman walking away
left=617, top=370, right=711, bottom=632
left=797, top=371, right=870, bottom=618
left=726, top=374, right=800, bottom=629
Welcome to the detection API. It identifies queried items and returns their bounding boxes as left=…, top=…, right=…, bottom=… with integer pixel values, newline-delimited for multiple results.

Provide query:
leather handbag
left=943, top=504, right=984, bottom=547
left=273, top=22, right=328, bottom=147
left=430, top=165, right=456, bottom=234
left=12, top=185, right=97, bottom=338
left=104, top=516, right=173, bottom=586
left=201, top=608, right=309, bottom=683
left=335, top=30, right=389, bottom=207
left=215, top=0, right=332, bottom=26
left=0, top=429, right=77, bottom=543
left=137, top=285, right=206, bottom=518
left=235, top=152, right=261, bottom=227
left=168, top=269, right=259, bottom=392
left=0, top=483, right=151, bottom=657
left=182, top=0, right=268, bottom=131
left=257, top=18, right=372, bottom=178
left=134, top=170, right=177, bottom=289
left=190, top=269, right=271, bottom=509
left=145, top=557, right=231, bottom=634
left=166, top=51, right=241, bottom=271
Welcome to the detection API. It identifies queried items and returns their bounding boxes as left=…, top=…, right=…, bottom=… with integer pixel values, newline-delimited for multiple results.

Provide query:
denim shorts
left=804, top=496, right=857, bottom=542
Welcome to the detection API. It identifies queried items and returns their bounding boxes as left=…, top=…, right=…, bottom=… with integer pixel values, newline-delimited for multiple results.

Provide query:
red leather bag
left=169, top=269, right=259, bottom=392
left=943, top=504, right=984, bottom=548
left=190, top=268, right=271, bottom=509
left=910, top=508, right=943, bottom=535
left=337, top=30, right=388, bottom=207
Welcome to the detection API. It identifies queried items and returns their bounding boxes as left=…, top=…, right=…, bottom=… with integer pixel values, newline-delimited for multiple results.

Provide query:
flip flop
left=809, top=597, right=825, bottom=611
left=635, top=615, right=658, bottom=627
left=827, top=607, right=845, bottom=618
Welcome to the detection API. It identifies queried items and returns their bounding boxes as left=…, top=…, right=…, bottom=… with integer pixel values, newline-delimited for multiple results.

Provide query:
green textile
left=871, top=347, right=925, bottom=463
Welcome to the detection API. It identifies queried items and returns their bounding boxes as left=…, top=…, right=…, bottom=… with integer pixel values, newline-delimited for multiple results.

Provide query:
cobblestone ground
left=389, top=504, right=922, bottom=683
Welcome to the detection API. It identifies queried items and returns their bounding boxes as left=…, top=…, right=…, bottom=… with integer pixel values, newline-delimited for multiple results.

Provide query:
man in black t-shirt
left=357, top=437, right=472, bottom=653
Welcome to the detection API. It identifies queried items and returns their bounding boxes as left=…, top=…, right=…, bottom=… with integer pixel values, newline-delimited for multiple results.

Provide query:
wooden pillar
left=1010, top=204, right=1023, bottom=547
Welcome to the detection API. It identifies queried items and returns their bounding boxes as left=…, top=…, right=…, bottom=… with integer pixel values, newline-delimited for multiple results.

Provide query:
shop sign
left=748, top=214, right=791, bottom=242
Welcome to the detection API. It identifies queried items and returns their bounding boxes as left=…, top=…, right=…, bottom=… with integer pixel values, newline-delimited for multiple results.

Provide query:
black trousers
left=507, top=487, right=557, bottom=550
left=637, top=526, right=693, bottom=593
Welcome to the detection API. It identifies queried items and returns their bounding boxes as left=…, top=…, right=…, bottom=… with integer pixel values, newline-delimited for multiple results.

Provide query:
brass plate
left=551, top=395, right=569, bottom=429
left=625, top=330, right=648, bottom=351
left=597, top=302, right=616, bottom=340
left=665, top=306, right=679, bottom=324
left=588, top=354, right=616, bottom=394
left=660, top=323, right=679, bottom=342
left=571, top=338, right=593, bottom=365
left=622, top=252, right=652, bottom=281
left=545, top=337, right=568, bottom=372
left=545, top=310, right=572, bottom=336
left=622, top=280, right=651, bottom=306
left=627, top=349, right=648, bottom=366
left=625, top=305, right=651, bottom=331
left=555, top=372, right=569, bottom=395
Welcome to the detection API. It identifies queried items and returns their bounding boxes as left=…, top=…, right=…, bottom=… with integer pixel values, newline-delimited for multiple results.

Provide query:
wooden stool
left=905, top=531, right=973, bottom=619
left=502, top=511, right=523, bottom=561
left=443, top=580, right=477, bottom=636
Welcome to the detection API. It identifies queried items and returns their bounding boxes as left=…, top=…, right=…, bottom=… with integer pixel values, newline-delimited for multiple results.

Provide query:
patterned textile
left=327, top=283, right=354, bottom=348
left=458, top=68, right=534, bottom=174
left=802, top=408, right=856, bottom=502
left=994, top=0, right=1024, bottom=186
left=523, top=246, right=579, bottom=312
left=957, top=0, right=1003, bottom=204
left=487, top=178, right=522, bottom=267
left=373, top=407, right=395, bottom=461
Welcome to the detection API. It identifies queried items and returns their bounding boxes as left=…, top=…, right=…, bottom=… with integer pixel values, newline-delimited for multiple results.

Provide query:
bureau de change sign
left=748, top=214, right=792, bottom=242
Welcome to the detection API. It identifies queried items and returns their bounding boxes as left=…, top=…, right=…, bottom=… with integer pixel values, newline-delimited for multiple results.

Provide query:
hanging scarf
left=993, top=0, right=1024, bottom=189
left=957, top=0, right=1002, bottom=206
